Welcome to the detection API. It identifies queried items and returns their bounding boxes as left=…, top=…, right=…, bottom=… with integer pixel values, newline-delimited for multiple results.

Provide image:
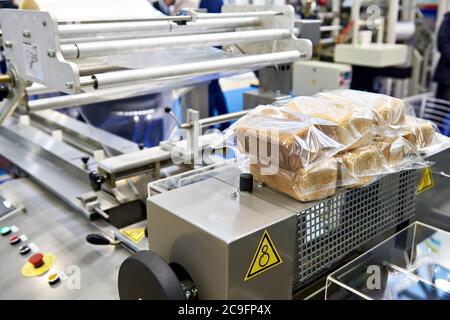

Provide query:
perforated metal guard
left=294, top=170, right=417, bottom=288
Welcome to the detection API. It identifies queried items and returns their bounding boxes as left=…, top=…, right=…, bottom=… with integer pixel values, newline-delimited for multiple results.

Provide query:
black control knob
left=138, top=143, right=145, bottom=150
left=239, top=173, right=253, bottom=193
left=0, top=85, right=9, bottom=102
left=89, top=171, right=106, bottom=192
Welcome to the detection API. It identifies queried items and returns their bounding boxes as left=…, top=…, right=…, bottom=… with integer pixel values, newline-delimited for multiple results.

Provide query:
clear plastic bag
left=250, top=158, right=338, bottom=202
left=315, top=89, right=416, bottom=131
left=224, top=90, right=450, bottom=202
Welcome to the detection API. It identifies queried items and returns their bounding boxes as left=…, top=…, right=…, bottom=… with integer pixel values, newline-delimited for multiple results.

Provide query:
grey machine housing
left=145, top=167, right=416, bottom=299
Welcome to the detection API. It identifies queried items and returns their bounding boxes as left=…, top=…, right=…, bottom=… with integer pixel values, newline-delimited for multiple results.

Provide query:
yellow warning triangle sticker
left=416, top=166, right=434, bottom=195
left=244, top=230, right=282, bottom=281
left=122, top=228, right=145, bottom=243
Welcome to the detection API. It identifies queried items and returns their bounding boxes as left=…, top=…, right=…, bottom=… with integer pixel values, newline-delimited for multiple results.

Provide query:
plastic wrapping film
left=20, top=0, right=163, bottom=22
left=223, top=90, right=450, bottom=202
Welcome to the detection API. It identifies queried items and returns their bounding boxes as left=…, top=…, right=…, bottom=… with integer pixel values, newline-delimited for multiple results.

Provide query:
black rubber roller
left=118, top=250, right=185, bottom=300
left=239, top=173, right=253, bottom=193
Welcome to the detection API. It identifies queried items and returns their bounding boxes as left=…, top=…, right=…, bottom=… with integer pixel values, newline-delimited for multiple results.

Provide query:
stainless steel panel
left=31, top=110, right=139, bottom=156
left=148, top=176, right=297, bottom=299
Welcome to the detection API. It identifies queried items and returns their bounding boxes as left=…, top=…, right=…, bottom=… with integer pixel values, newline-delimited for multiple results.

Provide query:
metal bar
left=0, top=74, right=12, bottom=84
left=320, top=25, right=342, bottom=32
left=181, top=110, right=248, bottom=129
left=387, top=0, right=400, bottom=44
left=193, top=11, right=281, bottom=19
left=56, top=10, right=278, bottom=24
left=351, top=0, right=361, bottom=45
left=197, top=110, right=249, bottom=128
left=89, top=51, right=301, bottom=89
left=60, top=27, right=235, bottom=44
left=62, top=29, right=291, bottom=59
left=58, top=18, right=260, bottom=38
left=28, top=84, right=149, bottom=111
left=320, top=38, right=335, bottom=45
left=58, top=15, right=192, bottom=24
left=94, top=207, right=110, bottom=221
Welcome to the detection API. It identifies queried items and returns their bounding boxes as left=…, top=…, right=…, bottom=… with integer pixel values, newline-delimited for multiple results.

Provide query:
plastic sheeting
left=19, top=0, right=163, bottom=21
left=223, top=90, right=450, bottom=202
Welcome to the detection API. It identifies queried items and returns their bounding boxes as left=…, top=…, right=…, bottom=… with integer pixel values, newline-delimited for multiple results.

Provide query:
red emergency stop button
left=28, top=253, right=44, bottom=268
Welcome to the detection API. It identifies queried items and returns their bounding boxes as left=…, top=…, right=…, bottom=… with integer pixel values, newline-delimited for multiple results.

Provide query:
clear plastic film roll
left=223, top=90, right=450, bottom=202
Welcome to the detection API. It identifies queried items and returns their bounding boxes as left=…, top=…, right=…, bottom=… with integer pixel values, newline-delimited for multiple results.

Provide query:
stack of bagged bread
left=232, top=90, right=439, bottom=202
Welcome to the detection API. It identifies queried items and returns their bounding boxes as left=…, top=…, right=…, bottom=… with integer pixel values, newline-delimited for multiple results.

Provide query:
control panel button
left=28, top=253, right=44, bottom=268
left=19, top=245, right=31, bottom=255
left=1, top=226, right=11, bottom=236
left=9, top=235, right=20, bottom=245
left=48, top=273, right=60, bottom=286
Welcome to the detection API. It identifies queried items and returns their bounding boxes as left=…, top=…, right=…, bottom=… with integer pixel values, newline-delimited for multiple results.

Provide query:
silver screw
left=4, top=41, right=12, bottom=48
left=65, top=82, right=74, bottom=89
left=22, top=30, right=31, bottom=38
left=47, top=49, right=56, bottom=57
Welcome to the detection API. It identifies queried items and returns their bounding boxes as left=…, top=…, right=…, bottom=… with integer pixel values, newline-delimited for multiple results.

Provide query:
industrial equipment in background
left=292, top=60, right=351, bottom=96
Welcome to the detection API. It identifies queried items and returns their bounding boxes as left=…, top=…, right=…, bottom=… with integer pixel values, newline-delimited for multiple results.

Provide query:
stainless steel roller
left=58, top=18, right=261, bottom=39
left=61, top=29, right=292, bottom=59
left=86, top=50, right=301, bottom=89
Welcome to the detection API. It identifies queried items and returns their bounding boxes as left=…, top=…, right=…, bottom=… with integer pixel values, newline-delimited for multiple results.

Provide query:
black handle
left=86, top=234, right=111, bottom=246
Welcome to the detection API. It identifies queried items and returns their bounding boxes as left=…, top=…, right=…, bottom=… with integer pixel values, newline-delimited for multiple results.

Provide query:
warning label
left=122, top=228, right=145, bottom=243
left=416, top=167, right=434, bottom=195
left=244, top=230, right=282, bottom=281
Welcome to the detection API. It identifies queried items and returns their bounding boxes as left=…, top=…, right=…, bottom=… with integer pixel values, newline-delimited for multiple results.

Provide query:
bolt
left=4, top=41, right=12, bottom=48
left=42, top=21, right=47, bottom=27
left=47, top=49, right=56, bottom=57
left=65, top=82, right=74, bottom=89
left=22, top=30, right=31, bottom=38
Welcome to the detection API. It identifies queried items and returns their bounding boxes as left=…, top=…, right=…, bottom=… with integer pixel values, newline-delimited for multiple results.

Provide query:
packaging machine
left=2, top=1, right=447, bottom=302
left=0, top=1, right=312, bottom=299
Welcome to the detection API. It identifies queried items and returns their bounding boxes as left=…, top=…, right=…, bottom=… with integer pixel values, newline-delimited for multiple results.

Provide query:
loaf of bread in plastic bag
left=402, top=116, right=435, bottom=150
left=315, top=90, right=407, bottom=128
left=338, top=146, right=383, bottom=188
left=282, top=97, right=373, bottom=149
left=376, top=137, right=405, bottom=166
left=250, top=158, right=338, bottom=202
left=235, top=105, right=344, bottom=170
